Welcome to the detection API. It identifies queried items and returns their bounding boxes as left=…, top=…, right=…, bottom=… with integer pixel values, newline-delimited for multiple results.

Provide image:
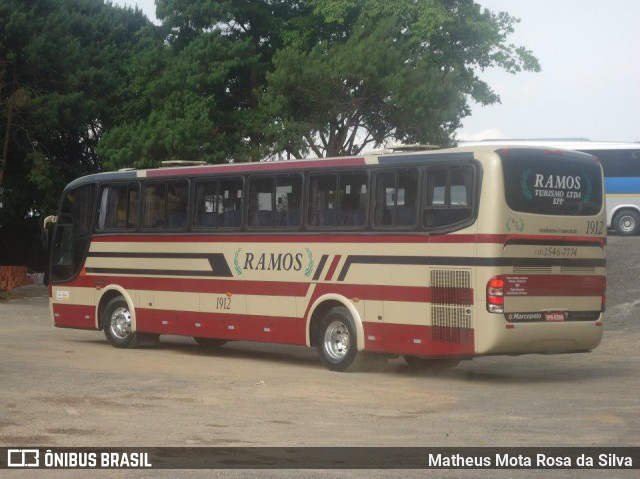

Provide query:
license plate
left=544, top=312, right=566, bottom=322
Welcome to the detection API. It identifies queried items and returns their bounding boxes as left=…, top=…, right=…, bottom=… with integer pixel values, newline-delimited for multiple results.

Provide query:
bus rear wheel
left=317, top=307, right=376, bottom=372
left=613, top=210, right=640, bottom=235
left=102, top=296, right=141, bottom=348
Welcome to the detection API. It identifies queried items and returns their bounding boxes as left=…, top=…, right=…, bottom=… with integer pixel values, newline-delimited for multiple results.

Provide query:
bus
left=43, top=145, right=607, bottom=372
left=459, top=139, right=640, bottom=235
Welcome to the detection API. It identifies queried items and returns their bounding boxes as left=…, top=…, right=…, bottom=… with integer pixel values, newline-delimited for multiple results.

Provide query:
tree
left=261, top=0, right=540, bottom=158
left=0, top=0, right=149, bottom=268
left=99, top=0, right=307, bottom=169
left=98, top=22, right=261, bottom=169
left=100, top=0, right=539, bottom=166
left=0, top=0, right=150, bottom=218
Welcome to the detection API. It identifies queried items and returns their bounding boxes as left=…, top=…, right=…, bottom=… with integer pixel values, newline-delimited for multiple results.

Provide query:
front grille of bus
left=430, top=269, right=473, bottom=344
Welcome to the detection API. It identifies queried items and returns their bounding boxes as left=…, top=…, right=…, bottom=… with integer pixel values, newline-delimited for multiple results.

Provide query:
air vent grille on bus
left=430, top=269, right=473, bottom=344
left=560, top=266, right=596, bottom=273
left=512, top=266, right=553, bottom=274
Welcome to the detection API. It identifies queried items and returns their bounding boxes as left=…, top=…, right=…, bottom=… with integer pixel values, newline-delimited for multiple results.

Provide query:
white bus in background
left=457, top=139, right=640, bottom=235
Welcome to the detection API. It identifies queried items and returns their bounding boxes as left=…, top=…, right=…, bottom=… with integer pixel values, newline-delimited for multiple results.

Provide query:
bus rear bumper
left=476, top=318, right=604, bottom=355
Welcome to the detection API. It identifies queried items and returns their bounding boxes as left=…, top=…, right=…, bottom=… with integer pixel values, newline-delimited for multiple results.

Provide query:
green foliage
left=100, top=0, right=302, bottom=168
left=261, top=0, right=541, bottom=157
left=1, top=0, right=540, bottom=219
left=0, top=0, right=149, bottom=220
left=99, top=25, right=259, bottom=169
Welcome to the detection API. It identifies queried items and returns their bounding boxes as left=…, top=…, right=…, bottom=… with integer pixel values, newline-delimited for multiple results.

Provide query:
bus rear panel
left=475, top=147, right=605, bottom=356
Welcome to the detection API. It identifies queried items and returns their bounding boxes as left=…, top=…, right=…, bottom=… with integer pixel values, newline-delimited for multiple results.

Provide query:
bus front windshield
left=50, top=184, right=95, bottom=283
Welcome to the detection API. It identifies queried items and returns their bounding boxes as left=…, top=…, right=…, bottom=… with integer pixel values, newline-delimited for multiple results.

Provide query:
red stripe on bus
left=53, top=304, right=97, bottom=330
left=67, top=275, right=311, bottom=296
left=324, top=255, right=342, bottom=281
left=51, top=301, right=476, bottom=357
left=136, top=309, right=474, bottom=357
left=58, top=274, right=475, bottom=306
left=136, top=309, right=307, bottom=345
left=146, top=157, right=366, bottom=177
left=363, top=322, right=475, bottom=356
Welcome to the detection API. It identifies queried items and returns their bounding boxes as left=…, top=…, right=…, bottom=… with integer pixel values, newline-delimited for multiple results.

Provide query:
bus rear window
left=501, top=150, right=603, bottom=216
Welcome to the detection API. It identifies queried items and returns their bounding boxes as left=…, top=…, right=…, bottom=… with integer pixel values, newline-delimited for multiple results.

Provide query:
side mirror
left=42, top=215, right=57, bottom=248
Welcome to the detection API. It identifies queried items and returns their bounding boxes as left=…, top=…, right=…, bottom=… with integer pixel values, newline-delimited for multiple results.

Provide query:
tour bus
left=459, top=139, right=640, bottom=235
left=44, top=145, right=606, bottom=372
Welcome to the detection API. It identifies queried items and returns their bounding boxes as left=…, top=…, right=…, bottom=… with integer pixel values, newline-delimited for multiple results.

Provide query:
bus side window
left=276, top=175, right=302, bottom=227
left=194, top=180, right=221, bottom=228
left=128, top=186, right=140, bottom=229
left=143, top=183, right=166, bottom=229
left=248, top=177, right=275, bottom=227
left=338, top=172, right=368, bottom=227
left=97, top=183, right=139, bottom=231
left=167, top=181, right=189, bottom=229
left=423, top=166, right=474, bottom=229
left=142, top=181, right=188, bottom=230
left=374, top=168, right=418, bottom=228
left=221, top=178, right=243, bottom=228
left=248, top=175, right=303, bottom=228
left=308, top=174, right=337, bottom=227
left=308, top=172, right=368, bottom=228
left=396, top=169, right=418, bottom=226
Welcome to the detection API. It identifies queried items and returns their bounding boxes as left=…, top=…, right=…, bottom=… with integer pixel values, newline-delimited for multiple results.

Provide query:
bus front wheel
left=317, top=307, right=375, bottom=372
left=102, top=296, right=141, bottom=348
left=613, top=210, right=640, bottom=236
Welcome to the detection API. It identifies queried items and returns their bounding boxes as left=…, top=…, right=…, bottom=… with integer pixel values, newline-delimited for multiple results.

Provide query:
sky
left=112, top=0, right=640, bottom=143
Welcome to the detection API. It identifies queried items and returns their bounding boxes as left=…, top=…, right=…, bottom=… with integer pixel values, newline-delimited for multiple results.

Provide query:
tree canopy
left=261, top=0, right=540, bottom=158
left=0, top=0, right=149, bottom=219
left=0, top=0, right=539, bottom=268
left=99, top=0, right=539, bottom=168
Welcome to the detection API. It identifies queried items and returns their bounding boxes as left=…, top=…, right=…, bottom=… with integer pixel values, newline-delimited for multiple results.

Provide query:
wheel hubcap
left=620, top=216, right=635, bottom=232
left=110, top=306, right=132, bottom=339
left=323, top=320, right=350, bottom=361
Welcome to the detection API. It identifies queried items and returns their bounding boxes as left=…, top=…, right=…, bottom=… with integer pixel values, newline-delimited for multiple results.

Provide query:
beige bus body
left=47, top=145, right=606, bottom=370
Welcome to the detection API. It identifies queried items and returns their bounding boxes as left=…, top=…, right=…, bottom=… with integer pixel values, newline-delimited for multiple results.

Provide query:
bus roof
left=63, top=144, right=595, bottom=191
left=457, top=139, right=640, bottom=151
left=65, top=147, right=485, bottom=189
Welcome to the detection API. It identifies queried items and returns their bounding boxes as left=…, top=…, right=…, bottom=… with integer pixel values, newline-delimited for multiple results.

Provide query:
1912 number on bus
left=216, top=297, right=232, bottom=310
left=586, top=220, right=604, bottom=235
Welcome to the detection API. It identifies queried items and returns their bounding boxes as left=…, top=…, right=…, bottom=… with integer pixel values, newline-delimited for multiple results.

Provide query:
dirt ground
left=1, top=236, right=639, bottom=479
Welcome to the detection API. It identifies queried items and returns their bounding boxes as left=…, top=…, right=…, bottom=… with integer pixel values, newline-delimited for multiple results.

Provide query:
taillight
left=487, top=276, right=505, bottom=313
